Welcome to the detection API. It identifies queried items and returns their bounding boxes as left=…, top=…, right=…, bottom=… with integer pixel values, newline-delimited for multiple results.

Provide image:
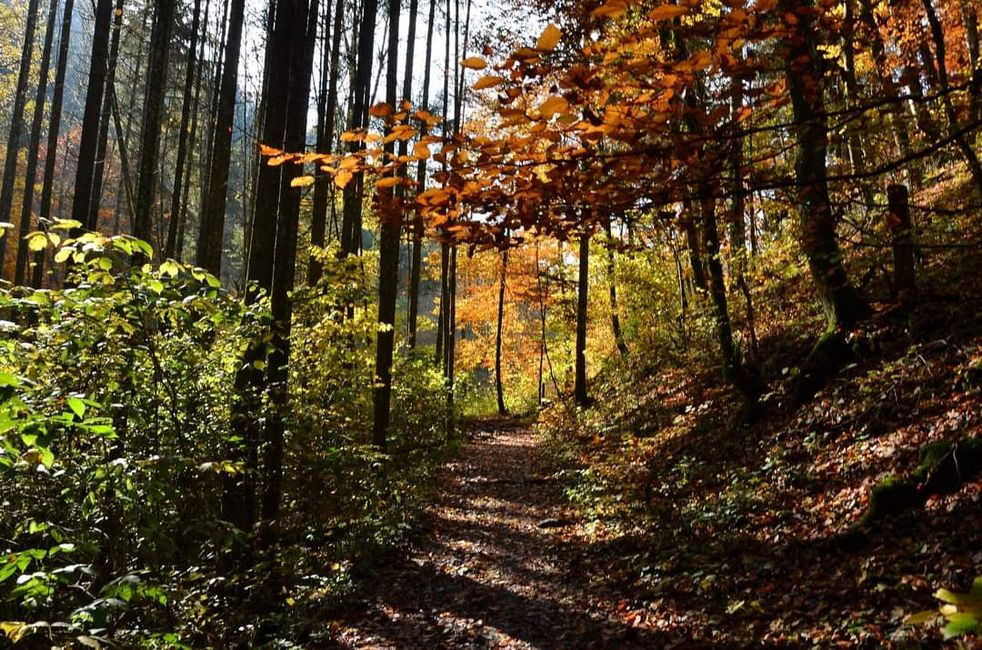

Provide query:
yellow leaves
left=473, top=75, right=505, bottom=90
left=259, top=143, right=283, bottom=157
left=592, top=0, right=629, bottom=19
left=461, top=56, right=487, bottom=70
left=291, top=175, right=315, bottom=188
left=536, top=23, right=562, bottom=52
left=538, top=95, right=569, bottom=120
left=267, top=154, right=292, bottom=167
left=413, top=142, right=431, bottom=159
left=335, top=170, right=353, bottom=189
left=649, top=4, right=688, bottom=21
left=0, top=622, right=29, bottom=643
left=375, top=176, right=401, bottom=189
left=369, top=102, right=393, bottom=118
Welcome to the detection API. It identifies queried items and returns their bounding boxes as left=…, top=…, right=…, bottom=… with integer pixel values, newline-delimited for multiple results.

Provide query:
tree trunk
left=308, top=0, right=344, bottom=284
left=71, top=0, right=113, bottom=234
left=920, top=0, right=982, bottom=199
left=262, top=0, right=317, bottom=534
left=196, top=0, right=247, bottom=276
left=33, top=0, right=74, bottom=287
left=886, top=184, right=916, bottom=306
left=0, top=0, right=41, bottom=274
left=340, top=0, right=379, bottom=256
left=165, top=0, right=203, bottom=260
left=699, top=187, right=740, bottom=382
left=408, top=0, right=437, bottom=349
left=604, top=220, right=628, bottom=357
left=14, top=0, right=59, bottom=286
left=134, top=0, right=177, bottom=244
left=785, top=1, right=867, bottom=331
left=371, top=0, right=401, bottom=450
left=495, top=247, right=508, bottom=415
left=574, top=229, right=590, bottom=407
left=86, top=0, right=125, bottom=233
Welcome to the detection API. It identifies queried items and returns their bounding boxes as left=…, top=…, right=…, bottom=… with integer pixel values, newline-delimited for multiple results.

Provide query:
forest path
left=328, top=418, right=665, bottom=649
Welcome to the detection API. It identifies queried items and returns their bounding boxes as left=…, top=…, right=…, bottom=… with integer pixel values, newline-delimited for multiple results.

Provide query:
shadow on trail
left=329, top=420, right=670, bottom=649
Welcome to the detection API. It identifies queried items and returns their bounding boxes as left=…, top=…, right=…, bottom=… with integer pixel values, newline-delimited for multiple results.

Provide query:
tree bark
left=308, top=0, right=344, bottom=284
left=920, top=0, right=982, bottom=199
left=495, top=247, right=508, bottom=415
left=86, top=0, right=125, bottom=233
left=14, top=0, right=59, bottom=286
left=134, top=0, right=177, bottom=244
left=262, top=0, right=317, bottom=532
left=371, top=0, right=402, bottom=450
left=165, top=0, right=203, bottom=260
left=197, top=0, right=246, bottom=276
left=340, top=0, right=379, bottom=256
left=574, top=229, right=590, bottom=407
left=0, top=0, right=41, bottom=274
left=408, top=0, right=437, bottom=349
left=784, top=1, right=867, bottom=331
left=33, top=0, right=74, bottom=287
left=604, top=220, right=628, bottom=357
left=71, top=0, right=113, bottom=235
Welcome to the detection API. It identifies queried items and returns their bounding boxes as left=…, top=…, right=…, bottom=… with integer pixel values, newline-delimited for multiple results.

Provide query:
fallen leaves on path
left=324, top=420, right=671, bottom=649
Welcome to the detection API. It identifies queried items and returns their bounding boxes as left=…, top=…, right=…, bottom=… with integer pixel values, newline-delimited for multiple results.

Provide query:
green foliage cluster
left=0, top=232, right=455, bottom=645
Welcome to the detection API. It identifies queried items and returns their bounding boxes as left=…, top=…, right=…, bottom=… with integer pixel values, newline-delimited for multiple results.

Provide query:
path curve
left=329, top=419, right=667, bottom=649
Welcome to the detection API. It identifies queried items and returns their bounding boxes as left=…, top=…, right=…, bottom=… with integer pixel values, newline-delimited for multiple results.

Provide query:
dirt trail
left=329, top=419, right=666, bottom=649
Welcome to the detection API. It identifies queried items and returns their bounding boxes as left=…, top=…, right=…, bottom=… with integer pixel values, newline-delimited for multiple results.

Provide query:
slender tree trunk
left=408, top=0, right=437, bottom=349
left=574, top=229, right=590, bottom=407
left=699, top=187, right=740, bottom=382
left=165, top=0, right=202, bottom=259
left=728, top=74, right=758, bottom=355
left=604, top=220, right=628, bottom=357
left=86, top=0, right=125, bottom=232
left=784, top=0, right=867, bottom=331
left=197, top=0, right=247, bottom=275
left=371, top=0, right=402, bottom=450
left=33, top=0, right=74, bottom=287
left=134, top=0, right=177, bottom=243
left=0, top=0, right=41, bottom=274
left=71, top=0, right=113, bottom=234
left=14, top=0, right=59, bottom=285
left=921, top=0, right=982, bottom=199
left=495, top=247, right=508, bottom=415
left=341, top=0, right=379, bottom=256
left=308, top=0, right=344, bottom=283
left=224, top=0, right=291, bottom=550
left=174, top=0, right=212, bottom=260
left=262, top=0, right=317, bottom=533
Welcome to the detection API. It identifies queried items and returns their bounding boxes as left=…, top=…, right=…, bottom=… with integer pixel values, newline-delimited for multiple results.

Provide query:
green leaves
left=907, top=578, right=982, bottom=640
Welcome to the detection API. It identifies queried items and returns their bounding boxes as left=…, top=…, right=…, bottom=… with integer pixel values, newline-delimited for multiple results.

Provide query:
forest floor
left=324, top=417, right=671, bottom=649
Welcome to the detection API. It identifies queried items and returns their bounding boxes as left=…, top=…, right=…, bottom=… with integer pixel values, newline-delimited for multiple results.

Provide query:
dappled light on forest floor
left=327, top=420, right=672, bottom=648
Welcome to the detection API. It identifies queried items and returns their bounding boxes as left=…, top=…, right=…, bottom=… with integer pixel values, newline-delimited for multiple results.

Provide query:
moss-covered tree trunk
left=784, top=1, right=867, bottom=332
